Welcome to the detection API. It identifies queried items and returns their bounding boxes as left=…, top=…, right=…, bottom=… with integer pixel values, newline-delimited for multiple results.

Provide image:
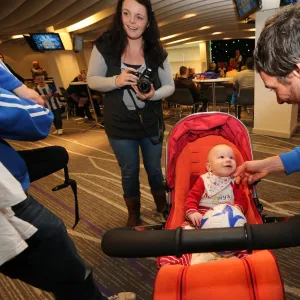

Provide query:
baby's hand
left=187, top=212, right=203, bottom=227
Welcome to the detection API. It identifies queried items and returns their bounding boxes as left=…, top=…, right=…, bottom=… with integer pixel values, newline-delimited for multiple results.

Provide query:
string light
left=210, top=38, right=255, bottom=65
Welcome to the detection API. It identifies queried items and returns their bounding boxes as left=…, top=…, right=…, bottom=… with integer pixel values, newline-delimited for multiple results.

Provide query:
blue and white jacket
left=0, top=61, right=53, bottom=192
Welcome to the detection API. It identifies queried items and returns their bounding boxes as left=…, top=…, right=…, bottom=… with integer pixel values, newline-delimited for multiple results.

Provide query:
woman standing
left=87, top=0, right=175, bottom=226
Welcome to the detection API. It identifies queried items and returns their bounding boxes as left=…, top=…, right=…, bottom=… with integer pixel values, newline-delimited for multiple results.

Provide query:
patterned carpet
left=1, top=109, right=300, bottom=300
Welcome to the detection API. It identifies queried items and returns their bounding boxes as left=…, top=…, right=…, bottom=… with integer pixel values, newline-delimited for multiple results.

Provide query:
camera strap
left=127, top=88, right=163, bottom=145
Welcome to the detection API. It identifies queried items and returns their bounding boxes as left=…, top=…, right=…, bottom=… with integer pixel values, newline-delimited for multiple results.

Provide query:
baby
left=186, top=144, right=248, bottom=227
left=160, top=144, right=248, bottom=266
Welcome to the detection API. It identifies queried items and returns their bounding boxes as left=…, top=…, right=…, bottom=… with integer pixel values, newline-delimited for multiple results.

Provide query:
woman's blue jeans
left=109, top=137, right=164, bottom=198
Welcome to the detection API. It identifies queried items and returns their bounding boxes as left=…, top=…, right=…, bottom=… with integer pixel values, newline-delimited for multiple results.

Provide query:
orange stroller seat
left=154, top=113, right=284, bottom=300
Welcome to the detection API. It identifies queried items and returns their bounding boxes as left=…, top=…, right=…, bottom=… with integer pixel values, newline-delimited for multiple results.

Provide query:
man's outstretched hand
left=234, top=156, right=285, bottom=184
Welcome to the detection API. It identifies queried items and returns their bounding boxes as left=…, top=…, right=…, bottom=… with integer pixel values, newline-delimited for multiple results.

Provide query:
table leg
left=86, top=86, right=104, bottom=129
left=212, top=82, right=216, bottom=111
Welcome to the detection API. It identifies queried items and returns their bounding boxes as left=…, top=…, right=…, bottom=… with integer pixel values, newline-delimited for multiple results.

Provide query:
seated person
left=68, top=74, right=102, bottom=121
left=80, top=69, right=87, bottom=81
left=231, top=58, right=255, bottom=109
left=187, top=67, right=195, bottom=79
left=227, top=58, right=236, bottom=72
left=226, top=64, right=239, bottom=84
left=34, top=73, right=64, bottom=135
left=175, top=66, right=207, bottom=112
left=206, top=62, right=217, bottom=73
left=160, top=144, right=248, bottom=266
left=218, top=62, right=227, bottom=77
left=0, top=60, right=135, bottom=300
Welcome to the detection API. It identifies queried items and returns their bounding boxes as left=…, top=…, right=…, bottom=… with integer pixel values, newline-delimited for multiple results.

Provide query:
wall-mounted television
left=29, top=33, right=64, bottom=51
left=23, top=34, right=42, bottom=52
left=73, top=35, right=83, bottom=52
left=234, top=0, right=262, bottom=20
left=280, top=0, right=300, bottom=5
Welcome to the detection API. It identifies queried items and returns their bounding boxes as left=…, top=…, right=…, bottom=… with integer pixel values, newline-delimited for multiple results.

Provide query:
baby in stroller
left=161, top=144, right=248, bottom=266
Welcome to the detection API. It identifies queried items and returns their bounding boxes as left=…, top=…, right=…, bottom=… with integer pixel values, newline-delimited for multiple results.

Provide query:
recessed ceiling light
left=165, top=37, right=193, bottom=45
left=248, top=36, right=256, bottom=39
left=185, top=40, right=203, bottom=45
left=182, top=13, right=197, bottom=19
left=11, top=35, right=24, bottom=39
left=247, top=28, right=256, bottom=31
left=199, top=26, right=211, bottom=30
left=212, top=32, right=222, bottom=35
left=223, top=37, right=231, bottom=40
left=160, top=34, right=181, bottom=41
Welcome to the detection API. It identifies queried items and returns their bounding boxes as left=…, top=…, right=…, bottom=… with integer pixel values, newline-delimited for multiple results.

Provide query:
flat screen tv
left=23, top=34, right=42, bottom=52
left=73, top=35, right=83, bottom=52
left=30, top=33, right=64, bottom=51
left=280, top=0, right=300, bottom=5
left=234, top=0, right=262, bottom=19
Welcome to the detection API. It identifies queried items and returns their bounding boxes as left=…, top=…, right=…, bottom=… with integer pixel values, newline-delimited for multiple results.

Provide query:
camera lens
left=138, top=79, right=151, bottom=93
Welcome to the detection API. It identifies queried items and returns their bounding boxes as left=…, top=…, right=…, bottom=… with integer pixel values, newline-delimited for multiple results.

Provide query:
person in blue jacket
left=0, top=61, right=135, bottom=300
left=234, top=3, right=300, bottom=184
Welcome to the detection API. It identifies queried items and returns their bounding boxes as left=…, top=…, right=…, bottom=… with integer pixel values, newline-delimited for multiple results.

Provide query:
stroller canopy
left=166, top=113, right=253, bottom=189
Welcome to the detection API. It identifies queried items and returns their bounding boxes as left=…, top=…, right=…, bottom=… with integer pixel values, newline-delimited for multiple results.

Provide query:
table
left=193, top=78, right=233, bottom=111
left=69, top=81, right=104, bottom=129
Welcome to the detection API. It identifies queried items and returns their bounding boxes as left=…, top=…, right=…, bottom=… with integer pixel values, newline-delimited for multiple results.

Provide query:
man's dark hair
left=95, top=0, right=166, bottom=70
left=32, top=72, right=44, bottom=79
left=254, top=3, right=300, bottom=80
left=179, top=66, right=188, bottom=76
left=245, top=57, right=254, bottom=70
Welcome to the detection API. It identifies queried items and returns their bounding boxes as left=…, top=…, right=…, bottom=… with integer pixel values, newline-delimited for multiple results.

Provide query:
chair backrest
left=199, top=83, right=211, bottom=100
left=223, top=82, right=234, bottom=97
left=208, top=86, right=228, bottom=103
left=167, top=88, right=195, bottom=105
left=238, top=88, right=254, bottom=106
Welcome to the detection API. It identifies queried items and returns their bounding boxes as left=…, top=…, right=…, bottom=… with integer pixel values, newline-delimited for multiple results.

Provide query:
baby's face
left=207, top=145, right=236, bottom=177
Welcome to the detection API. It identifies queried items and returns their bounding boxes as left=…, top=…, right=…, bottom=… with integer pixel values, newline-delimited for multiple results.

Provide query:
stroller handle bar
left=101, top=218, right=300, bottom=258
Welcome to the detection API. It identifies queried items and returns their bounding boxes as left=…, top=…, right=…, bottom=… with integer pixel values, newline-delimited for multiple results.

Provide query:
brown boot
left=151, top=189, right=167, bottom=213
left=124, top=195, right=141, bottom=227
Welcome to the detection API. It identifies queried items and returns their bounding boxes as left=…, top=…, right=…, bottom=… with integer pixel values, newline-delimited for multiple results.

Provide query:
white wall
left=0, top=41, right=55, bottom=79
left=54, top=51, right=80, bottom=88
left=0, top=40, right=84, bottom=89
left=199, top=41, right=208, bottom=73
left=166, top=45, right=203, bottom=76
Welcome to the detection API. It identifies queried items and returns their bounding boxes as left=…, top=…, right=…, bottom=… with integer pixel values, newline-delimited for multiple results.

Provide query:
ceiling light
left=212, top=32, right=222, bottom=35
left=182, top=13, right=197, bottom=19
left=67, top=16, right=98, bottom=32
left=11, top=35, right=24, bottom=39
left=223, top=37, right=231, bottom=40
left=185, top=40, right=203, bottom=45
left=160, top=34, right=181, bottom=41
left=248, top=36, right=256, bottom=39
left=199, top=26, right=211, bottom=30
left=247, top=28, right=256, bottom=31
left=158, top=21, right=168, bottom=27
left=165, top=38, right=193, bottom=45
left=65, top=7, right=115, bottom=32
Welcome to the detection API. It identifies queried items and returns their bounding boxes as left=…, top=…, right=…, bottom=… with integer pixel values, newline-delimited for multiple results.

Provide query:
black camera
left=129, top=68, right=152, bottom=94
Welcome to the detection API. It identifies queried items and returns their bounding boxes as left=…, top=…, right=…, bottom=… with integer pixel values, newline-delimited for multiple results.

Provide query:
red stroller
left=102, top=113, right=300, bottom=300
left=154, top=112, right=284, bottom=300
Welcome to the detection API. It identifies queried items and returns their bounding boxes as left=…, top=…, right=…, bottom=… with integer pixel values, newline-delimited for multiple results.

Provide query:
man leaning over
left=235, top=3, right=300, bottom=184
